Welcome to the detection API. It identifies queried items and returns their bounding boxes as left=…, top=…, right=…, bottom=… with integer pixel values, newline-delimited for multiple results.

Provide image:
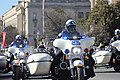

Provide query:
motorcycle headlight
left=19, top=52, right=25, bottom=58
left=19, top=44, right=23, bottom=48
left=73, top=36, right=77, bottom=39
left=71, top=47, right=82, bottom=55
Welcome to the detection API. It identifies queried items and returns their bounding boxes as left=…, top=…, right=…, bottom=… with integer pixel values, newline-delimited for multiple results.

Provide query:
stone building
left=111, top=0, right=120, bottom=3
left=1, top=0, right=91, bottom=39
left=89, top=0, right=96, bottom=9
left=0, top=18, right=2, bottom=30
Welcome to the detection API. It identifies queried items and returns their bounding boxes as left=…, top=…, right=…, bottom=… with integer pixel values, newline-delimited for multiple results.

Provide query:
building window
left=80, top=0, right=89, bottom=2
left=36, top=0, right=41, bottom=2
left=32, top=13, right=37, bottom=27
left=46, top=0, right=89, bottom=3
left=31, top=0, right=40, bottom=2
left=31, top=0, right=36, bottom=2
left=33, top=30, right=37, bottom=34
left=78, top=12, right=84, bottom=18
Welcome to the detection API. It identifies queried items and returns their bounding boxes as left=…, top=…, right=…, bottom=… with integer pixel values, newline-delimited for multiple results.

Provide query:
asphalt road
left=0, top=67, right=120, bottom=80
left=89, top=67, right=120, bottom=80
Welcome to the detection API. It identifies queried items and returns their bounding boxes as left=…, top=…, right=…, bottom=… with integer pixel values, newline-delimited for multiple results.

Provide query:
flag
left=2, top=32, right=7, bottom=48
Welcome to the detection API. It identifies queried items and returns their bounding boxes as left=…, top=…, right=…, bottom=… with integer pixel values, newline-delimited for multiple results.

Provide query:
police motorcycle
left=11, top=42, right=53, bottom=80
left=92, top=40, right=120, bottom=72
left=7, top=42, right=34, bottom=80
left=109, top=40, right=120, bottom=72
left=51, top=35, right=95, bottom=80
left=0, top=48, right=15, bottom=73
left=0, top=50, right=9, bottom=72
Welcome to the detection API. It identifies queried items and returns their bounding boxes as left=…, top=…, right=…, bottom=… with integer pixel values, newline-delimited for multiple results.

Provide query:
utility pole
left=42, top=0, right=45, bottom=35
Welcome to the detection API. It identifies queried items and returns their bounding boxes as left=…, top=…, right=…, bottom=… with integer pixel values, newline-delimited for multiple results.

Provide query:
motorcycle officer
left=51, top=19, right=95, bottom=80
left=37, top=41, right=46, bottom=52
left=109, top=29, right=120, bottom=69
left=54, top=19, right=81, bottom=58
left=58, top=19, right=80, bottom=39
left=51, top=19, right=80, bottom=79
left=110, top=29, right=120, bottom=43
left=4, top=35, right=23, bottom=72
left=9, top=35, right=24, bottom=47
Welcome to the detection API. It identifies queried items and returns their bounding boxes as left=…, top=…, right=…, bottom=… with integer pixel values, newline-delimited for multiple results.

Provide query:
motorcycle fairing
left=72, top=40, right=81, bottom=45
left=111, top=40, right=120, bottom=51
left=53, top=37, right=95, bottom=54
left=8, top=45, right=34, bottom=56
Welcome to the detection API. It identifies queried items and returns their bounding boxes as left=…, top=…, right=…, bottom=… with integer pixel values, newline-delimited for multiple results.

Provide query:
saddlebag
left=0, top=55, right=7, bottom=69
left=27, top=53, right=53, bottom=75
left=92, top=51, right=111, bottom=64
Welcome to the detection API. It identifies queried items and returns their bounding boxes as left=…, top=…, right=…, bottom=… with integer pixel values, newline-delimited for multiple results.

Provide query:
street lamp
left=32, top=14, right=39, bottom=47
left=33, top=14, right=37, bottom=28
left=1, top=16, right=5, bottom=31
left=21, top=1, right=29, bottom=37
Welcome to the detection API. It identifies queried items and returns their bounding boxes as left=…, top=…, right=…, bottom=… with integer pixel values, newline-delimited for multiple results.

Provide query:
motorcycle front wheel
left=74, top=67, right=84, bottom=80
left=12, top=65, right=20, bottom=80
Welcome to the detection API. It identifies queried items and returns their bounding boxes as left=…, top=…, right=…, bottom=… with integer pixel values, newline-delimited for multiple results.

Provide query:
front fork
left=69, top=58, right=75, bottom=78
left=68, top=56, right=85, bottom=79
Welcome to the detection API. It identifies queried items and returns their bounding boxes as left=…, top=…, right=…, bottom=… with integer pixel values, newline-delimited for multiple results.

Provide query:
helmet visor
left=115, top=31, right=120, bottom=35
left=67, top=25, right=76, bottom=32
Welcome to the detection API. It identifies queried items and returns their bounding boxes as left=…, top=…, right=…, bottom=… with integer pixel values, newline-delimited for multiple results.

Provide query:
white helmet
left=16, top=35, right=22, bottom=40
left=65, top=19, right=76, bottom=32
left=115, top=29, right=120, bottom=35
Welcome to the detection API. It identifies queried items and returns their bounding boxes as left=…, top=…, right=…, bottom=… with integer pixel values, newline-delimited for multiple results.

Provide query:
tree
left=108, top=1, right=120, bottom=37
left=86, top=0, right=120, bottom=45
left=45, top=8, right=70, bottom=38
left=3, top=25, right=19, bottom=45
left=76, top=18, right=90, bottom=34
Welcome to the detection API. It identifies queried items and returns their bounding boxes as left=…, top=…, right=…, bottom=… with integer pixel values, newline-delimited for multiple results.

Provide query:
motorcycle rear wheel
left=114, top=67, right=120, bottom=72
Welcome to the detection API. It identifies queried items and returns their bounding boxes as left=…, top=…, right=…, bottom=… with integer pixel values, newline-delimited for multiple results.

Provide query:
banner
left=2, top=32, right=7, bottom=48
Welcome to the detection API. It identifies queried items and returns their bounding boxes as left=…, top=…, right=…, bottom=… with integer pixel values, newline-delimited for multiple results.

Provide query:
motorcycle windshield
left=13, top=43, right=25, bottom=48
left=62, top=35, right=87, bottom=40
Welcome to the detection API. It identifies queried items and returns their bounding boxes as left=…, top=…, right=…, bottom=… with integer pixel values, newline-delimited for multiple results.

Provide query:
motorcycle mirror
left=50, top=38, right=55, bottom=42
